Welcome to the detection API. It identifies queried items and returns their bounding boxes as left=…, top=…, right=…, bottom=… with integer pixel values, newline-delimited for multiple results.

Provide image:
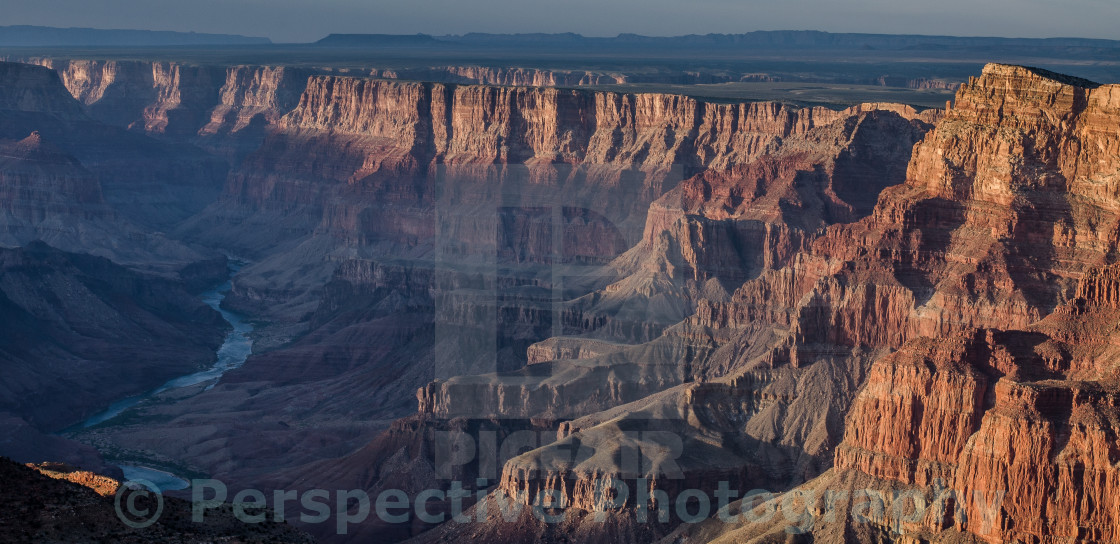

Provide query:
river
left=80, top=277, right=253, bottom=428
left=77, top=274, right=253, bottom=492
left=119, top=464, right=191, bottom=491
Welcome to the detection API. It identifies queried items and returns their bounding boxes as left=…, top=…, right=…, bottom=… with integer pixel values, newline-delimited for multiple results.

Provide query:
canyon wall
left=29, top=55, right=1117, bottom=544
left=658, top=63, right=1120, bottom=544
left=7, top=54, right=955, bottom=543
left=178, top=72, right=940, bottom=338
left=416, top=107, right=935, bottom=419
left=0, top=61, right=222, bottom=271
left=383, top=62, right=1120, bottom=544
left=221, top=73, right=939, bottom=252
left=24, top=55, right=1113, bottom=544
left=364, top=65, right=958, bottom=89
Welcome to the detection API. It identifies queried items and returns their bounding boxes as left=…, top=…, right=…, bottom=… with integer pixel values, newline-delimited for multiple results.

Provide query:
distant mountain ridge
left=315, top=29, right=1120, bottom=52
left=0, top=25, right=270, bottom=46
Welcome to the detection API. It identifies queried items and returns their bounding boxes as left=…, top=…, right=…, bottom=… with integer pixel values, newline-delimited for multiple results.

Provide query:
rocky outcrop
left=834, top=330, right=1058, bottom=484
left=28, top=462, right=120, bottom=497
left=27, top=58, right=313, bottom=144
left=273, top=76, right=937, bottom=173
left=828, top=254, right=1120, bottom=543
left=274, top=76, right=836, bottom=167
left=525, top=337, right=628, bottom=364
left=0, top=457, right=314, bottom=543
left=415, top=106, right=934, bottom=420
left=689, top=64, right=1120, bottom=356
left=833, top=322, right=1120, bottom=542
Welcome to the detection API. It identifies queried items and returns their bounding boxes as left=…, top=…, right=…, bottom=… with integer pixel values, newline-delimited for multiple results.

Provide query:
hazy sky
left=6, top=0, right=1120, bottom=43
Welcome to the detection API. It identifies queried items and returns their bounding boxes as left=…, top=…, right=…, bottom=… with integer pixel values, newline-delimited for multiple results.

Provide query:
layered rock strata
left=657, top=63, right=1120, bottom=544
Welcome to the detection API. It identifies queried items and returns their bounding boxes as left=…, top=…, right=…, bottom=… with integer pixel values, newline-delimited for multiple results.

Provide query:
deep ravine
left=70, top=267, right=255, bottom=491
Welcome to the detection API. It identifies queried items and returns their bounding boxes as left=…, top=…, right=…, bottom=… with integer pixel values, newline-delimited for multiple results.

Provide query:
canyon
left=0, top=41, right=1118, bottom=544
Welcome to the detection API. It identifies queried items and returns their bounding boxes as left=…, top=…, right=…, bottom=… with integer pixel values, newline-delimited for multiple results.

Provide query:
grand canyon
left=0, top=23, right=1119, bottom=544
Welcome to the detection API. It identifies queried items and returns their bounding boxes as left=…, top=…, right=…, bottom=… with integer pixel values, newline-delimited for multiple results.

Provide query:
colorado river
left=118, top=464, right=191, bottom=491
left=80, top=276, right=254, bottom=428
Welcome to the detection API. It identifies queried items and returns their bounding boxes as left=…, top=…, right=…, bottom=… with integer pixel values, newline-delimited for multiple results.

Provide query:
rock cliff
left=0, top=62, right=226, bottom=271
left=414, top=107, right=934, bottom=422
left=660, top=63, right=1120, bottom=544
left=203, top=74, right=939, bottom=322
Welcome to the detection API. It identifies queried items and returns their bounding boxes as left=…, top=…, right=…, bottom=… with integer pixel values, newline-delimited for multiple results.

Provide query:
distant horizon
left=5, top=0, right=1119, bottom=44
left=4, top=24, right=1120, bottom=46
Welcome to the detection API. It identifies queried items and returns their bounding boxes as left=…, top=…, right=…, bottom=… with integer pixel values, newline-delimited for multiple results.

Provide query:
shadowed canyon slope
left=0, top=62, right=227, bottom=266
left=0, top=62, right=235, bottom=473
left=2, top=53, right=1119, bottom=544
left=0, top=241, right=226, bottom=474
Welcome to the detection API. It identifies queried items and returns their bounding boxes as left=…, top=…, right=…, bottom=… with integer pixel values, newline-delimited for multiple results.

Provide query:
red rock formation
left=658, top=63, right=1120, bottom=544
left=834, top=320, right=1120, bottom=541
left=200, top=65, right=310, bottom=136
left=410, top=63, right=1120, bottom=544
left=830, top=248, right=1120, bottom=542
left=269, top=75, right=879, bottom=173
left=28, top=462, right=121, bottom=497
